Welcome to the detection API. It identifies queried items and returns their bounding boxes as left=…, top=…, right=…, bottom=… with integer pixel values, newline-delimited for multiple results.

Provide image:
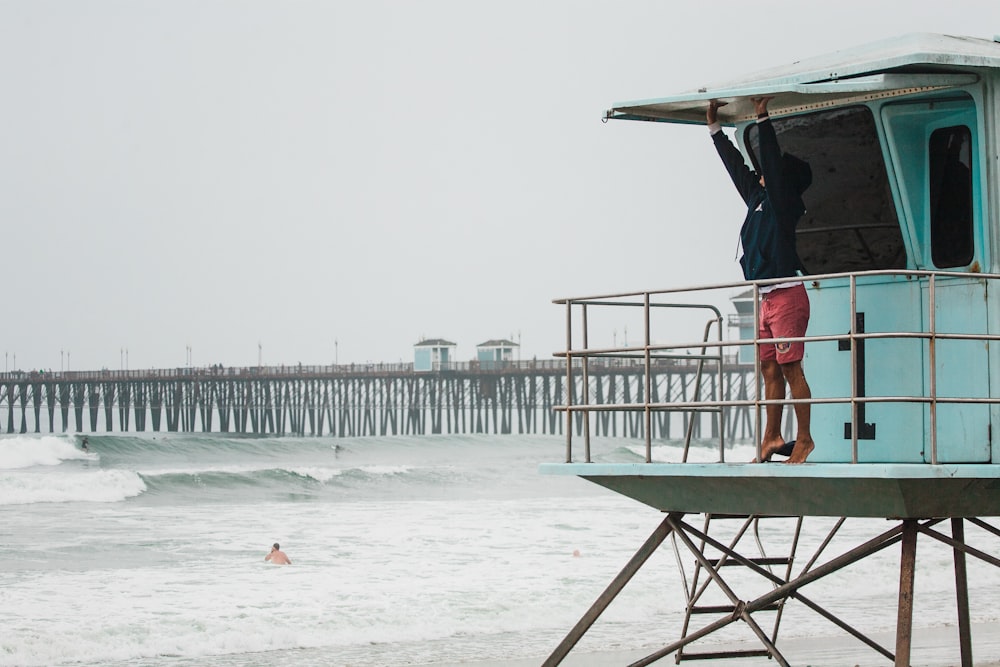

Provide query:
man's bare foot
left=785, top=436, right=815, bottom=464
left=754, top=437, right=787, bottom=463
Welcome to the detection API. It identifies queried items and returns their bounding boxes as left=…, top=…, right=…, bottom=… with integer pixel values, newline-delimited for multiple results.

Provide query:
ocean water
left=2, top=432, right=1000, bottom=667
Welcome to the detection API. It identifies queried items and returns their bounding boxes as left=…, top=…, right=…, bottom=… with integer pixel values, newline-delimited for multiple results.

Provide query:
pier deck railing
left=555, top=269, right=1000, bottom=465
left=0, top=359, right=574, bottom=383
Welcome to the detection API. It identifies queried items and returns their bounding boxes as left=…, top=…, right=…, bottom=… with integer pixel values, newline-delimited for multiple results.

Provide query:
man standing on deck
left=707, top=96, right=815, bottom=463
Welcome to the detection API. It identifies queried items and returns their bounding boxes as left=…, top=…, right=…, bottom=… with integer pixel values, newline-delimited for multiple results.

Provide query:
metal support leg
left=952, top=518, right=973, bottom=667
left=542, top=513, right=679, bottom=667
left=667, top=516, right=900, bottom=663
left=666, top=515, right=789, bottom=666
left=895, top=519, right=918, bottom=667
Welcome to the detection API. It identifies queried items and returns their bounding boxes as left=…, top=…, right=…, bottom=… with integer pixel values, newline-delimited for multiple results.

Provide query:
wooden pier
left=0, top=358, right=754, bottom=438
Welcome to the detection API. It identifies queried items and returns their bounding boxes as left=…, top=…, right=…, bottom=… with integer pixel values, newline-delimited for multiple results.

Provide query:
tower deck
left=540, top=462, right=1000, bottom=518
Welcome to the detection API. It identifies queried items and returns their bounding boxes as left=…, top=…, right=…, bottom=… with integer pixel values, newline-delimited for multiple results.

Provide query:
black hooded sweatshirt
left=712, top=116, right=810, bottom=281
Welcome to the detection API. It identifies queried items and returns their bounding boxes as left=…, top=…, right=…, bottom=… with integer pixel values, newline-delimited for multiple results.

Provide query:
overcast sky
left=2, top=0, right=999, bottom=372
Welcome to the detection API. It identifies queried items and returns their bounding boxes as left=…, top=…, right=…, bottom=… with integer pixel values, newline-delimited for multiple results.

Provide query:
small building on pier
left=413, top=338, right=456, bottom=372
left=729, top=290, right=755, bottom=364
left=476, top=339, right=519, bottom=370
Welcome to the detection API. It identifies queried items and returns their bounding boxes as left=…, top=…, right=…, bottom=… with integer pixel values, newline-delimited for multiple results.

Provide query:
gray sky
left=3, top=0, right=999, bottom=371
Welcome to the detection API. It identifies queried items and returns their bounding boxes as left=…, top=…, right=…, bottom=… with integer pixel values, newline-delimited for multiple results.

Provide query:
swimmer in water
left=265, top=543, right=291, bottom=565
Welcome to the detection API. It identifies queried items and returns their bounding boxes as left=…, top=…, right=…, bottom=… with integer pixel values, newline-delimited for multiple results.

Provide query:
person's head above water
left=273, top=543, right=280, bottom=550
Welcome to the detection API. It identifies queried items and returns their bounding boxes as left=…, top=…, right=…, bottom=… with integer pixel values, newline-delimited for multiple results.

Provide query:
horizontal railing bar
left=558, top=351, right=725, bottom=361
left=553, top=268, right=997, bottom=305
left=556, top=406, right=725, bottom=414
left=558, top=331, right=1000, bottom=360
left=554, top=395, right=1000, bottom=412
left=567, top=300, right=723, bottom=313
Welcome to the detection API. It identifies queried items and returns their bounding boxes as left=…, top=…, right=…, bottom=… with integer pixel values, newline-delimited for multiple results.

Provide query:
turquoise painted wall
left=800, top=91, right=992, bottom=463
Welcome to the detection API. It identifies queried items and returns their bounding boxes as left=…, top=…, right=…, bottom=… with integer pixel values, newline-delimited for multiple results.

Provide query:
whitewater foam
left=0, top=468, right=146, bottom=505
left=0, top=435, right=90, bottom=470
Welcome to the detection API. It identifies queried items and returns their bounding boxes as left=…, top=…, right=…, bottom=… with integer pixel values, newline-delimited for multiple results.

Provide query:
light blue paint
left=414, top=348, right=432, bottom=372
left=804, top=275, right=927, bottom=462
left=881, top=96, right=986, bottom=271
left=477, top=348, right=507, bottom=365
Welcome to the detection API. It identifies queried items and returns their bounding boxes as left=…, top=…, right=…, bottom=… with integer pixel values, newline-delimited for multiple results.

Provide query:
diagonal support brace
left=542, top=512, right=680, bottom=667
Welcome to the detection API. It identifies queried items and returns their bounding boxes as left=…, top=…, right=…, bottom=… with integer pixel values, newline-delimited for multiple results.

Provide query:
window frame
left=742, top=105, right=906, bottom=276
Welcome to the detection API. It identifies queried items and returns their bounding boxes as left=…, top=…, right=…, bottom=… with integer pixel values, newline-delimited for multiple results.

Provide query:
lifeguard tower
left=542, top=33, right=1000, bottom=666
left=413, top=338, right=456, bottom=372
left=476, top=338, right=519, bottom=370
left=730, top=290, right=757, bottom=365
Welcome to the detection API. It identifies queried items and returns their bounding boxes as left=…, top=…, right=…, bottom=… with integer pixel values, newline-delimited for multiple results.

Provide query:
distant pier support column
left=134, top=382, right=147, bottom=431
left=18, top=383, right=28, bottom=433
left=31, top=382, right=42, bottom=433
left=73, top=383, right=85, bottom=433
left=103, top=383, right=115, bottom=431
left=150, top=383, right=163, bottom=431
left=88, top=384, right=100, bottom=431
left=6, top=384, right=15, bottom=433
left=46, top=382, right=57, bottom=433
left=59, top=384, right=71, bottom=432
left=118, top=383, right=130, bottom=432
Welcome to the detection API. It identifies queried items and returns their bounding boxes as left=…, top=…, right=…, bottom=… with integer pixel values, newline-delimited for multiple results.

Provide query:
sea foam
left=0, top=469, right=146, bottom=505
left=0, top=435, right=89, bottom=470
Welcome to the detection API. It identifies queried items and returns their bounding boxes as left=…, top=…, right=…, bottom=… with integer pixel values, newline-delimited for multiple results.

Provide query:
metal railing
left=554, top=269, right=1000, bottom=465
left=557, top=294, right=726, bottom=464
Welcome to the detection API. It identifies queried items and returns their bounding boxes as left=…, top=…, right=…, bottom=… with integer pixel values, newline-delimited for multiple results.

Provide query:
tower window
left=929, top=125, right=974, bottom=268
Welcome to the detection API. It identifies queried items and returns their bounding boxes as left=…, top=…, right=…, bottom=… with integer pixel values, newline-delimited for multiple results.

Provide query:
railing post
left=929, top=274, right=938, bottom=465
left=850, top=275, right=859, bottom=464
left=582, top=303, right=591, bottom=463
left=565, top=301, right=573, bottom=463
left=682, top=312, right=723, bottom=462
left=644, top=292, right=652, bottom=462
left=752, top=283, right=762, bottom=461
left=716, top=311, right=725, bottom=461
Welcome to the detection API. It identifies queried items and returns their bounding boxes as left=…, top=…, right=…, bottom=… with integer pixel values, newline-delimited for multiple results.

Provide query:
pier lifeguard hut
left=730, top=290, right=757, bottom=365
left=476, top=338, right=519, bottom=370
left=413, top=338, right=456, bottom=372
left=542, top=33, right=1000, bottom=666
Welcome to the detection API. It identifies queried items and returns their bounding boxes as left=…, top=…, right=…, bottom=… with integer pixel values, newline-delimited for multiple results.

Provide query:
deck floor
left=539, top=463, right=1000, bottom=518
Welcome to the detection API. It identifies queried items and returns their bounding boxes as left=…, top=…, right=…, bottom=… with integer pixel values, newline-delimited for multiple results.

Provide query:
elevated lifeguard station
left=542, top=34, right=1000, bottom=666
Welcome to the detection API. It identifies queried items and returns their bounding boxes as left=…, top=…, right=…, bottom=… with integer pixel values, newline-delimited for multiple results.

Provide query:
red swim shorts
left=758, top=283, right=810, bottom=364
